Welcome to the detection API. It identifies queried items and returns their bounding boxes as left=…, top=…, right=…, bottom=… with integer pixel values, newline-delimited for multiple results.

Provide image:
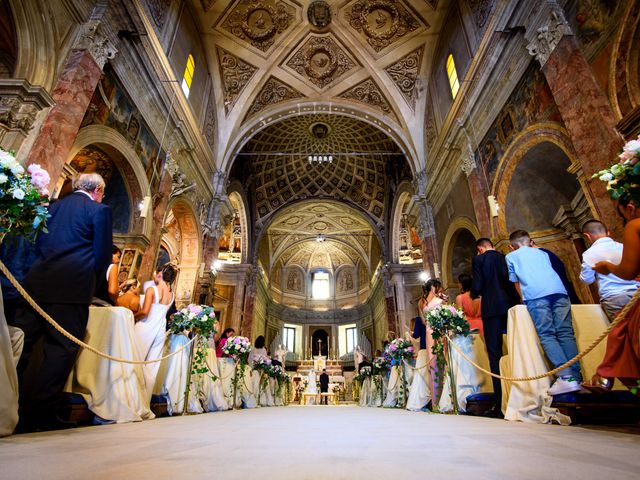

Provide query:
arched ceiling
left=235, top=113, right=410, bottom=224
left=262, top=200, right=379, bottom=277
left=190, top=0, right=452, bottom=168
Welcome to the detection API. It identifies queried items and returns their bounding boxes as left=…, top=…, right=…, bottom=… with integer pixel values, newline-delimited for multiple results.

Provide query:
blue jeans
left=525, top=294, right=582, bottom=380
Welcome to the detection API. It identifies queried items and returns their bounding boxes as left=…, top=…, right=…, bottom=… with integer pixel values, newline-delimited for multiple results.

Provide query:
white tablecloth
left=439, top=333, right=494, bottom=413
left=0, top=291, right=21, bottom=436
left=504, top=304, right=614, bottom=424
left=64, top=306, right=153, bottom=423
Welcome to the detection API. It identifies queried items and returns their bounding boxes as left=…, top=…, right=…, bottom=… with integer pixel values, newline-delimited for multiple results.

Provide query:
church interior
left=1, top=0, right=640, bottom=478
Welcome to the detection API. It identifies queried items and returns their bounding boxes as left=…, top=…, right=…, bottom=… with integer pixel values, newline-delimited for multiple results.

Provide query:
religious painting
left=118, top=249, right=136, bottom=283
left=569, top=0, right=621, bottom=48
left=475, top=62, right=563, bottom=185
left=217, top=213, right=242, bottom=264
left=285, top=268, right=303, bottom=293
left=450, top=229, right=476, bottom=289
left=337, top=268, right=355, bottom=294
left=135, top=125, right=160, bottom=179
left=107, top=87, right=133, bottom=136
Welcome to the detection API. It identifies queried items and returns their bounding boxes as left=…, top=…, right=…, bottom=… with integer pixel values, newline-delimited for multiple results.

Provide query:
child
left=505, top=230, right=582, bottom=395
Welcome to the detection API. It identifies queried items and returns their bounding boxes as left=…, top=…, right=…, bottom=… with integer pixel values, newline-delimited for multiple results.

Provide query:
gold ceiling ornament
left=220, top=0, right=295, bottom=53
left=217, top=47, right=259, bottom=114
left=245, top=75, right=305, bottom=119
left=346, top=0, right=421, bottom=53
left=384, top=45, right=424, bottom=109
left=307, top=0, right=332, bottom=29
left=337, top=77, right=394, bottom=116
left=285, top=35, right=358, bottom=90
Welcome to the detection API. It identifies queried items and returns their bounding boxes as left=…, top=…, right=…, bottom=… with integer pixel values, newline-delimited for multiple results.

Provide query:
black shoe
left=35, top=416, right=78, bottom=432
left=486, top=407, right=504, bottom=419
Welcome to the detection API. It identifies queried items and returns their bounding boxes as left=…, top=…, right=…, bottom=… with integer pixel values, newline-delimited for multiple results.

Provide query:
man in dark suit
left=14, top=173, right=112, bottom=431
left=319, top=369, right=330, bottom=405
left=471, top=237, right=519, bottom=416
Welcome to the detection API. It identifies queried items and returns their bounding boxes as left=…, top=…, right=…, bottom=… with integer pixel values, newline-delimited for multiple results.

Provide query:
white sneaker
left=548, top=377, right=582, bottom=396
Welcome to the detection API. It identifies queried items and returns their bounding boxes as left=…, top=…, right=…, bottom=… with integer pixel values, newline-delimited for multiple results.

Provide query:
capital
left=526, top=8, right=572, bottom=67
left=74, top=21, right=117, bottom=70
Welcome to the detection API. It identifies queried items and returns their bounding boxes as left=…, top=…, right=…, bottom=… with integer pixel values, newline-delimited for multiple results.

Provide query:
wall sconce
left=419, top=271, right=429, bottom=283
left=487, top=195, right=500, bottom=217
left=139, top=195, right=151, bottom=219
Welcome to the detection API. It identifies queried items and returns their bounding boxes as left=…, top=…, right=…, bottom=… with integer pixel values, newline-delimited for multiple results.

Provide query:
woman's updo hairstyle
left=161, top=263, right=178, bottom=284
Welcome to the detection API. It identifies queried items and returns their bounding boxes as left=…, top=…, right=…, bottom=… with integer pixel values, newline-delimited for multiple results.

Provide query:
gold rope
left=445, top=288, right=640, bottom=382
left=0, top=258, right=195, bottom=365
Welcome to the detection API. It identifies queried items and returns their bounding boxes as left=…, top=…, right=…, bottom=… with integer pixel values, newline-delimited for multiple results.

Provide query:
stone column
left=462, top=158, right=491, bottom=237
left=380, top=264, right=397, bottom=337
left=27, top=21, right=116, bottom=187
left=526, top=5, right=623, bottom=232
left=137, top=168, right=172, bottom=281
left=240, top=267, right=258, bottom=338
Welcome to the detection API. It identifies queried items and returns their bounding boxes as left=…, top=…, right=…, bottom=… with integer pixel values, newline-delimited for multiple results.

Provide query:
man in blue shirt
left=506, top=230, right=582, bottom=395
left=580, top=220, right=640, bottom=320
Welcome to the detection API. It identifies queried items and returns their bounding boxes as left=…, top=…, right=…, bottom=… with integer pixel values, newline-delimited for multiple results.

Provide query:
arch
left=440, top=216, right=480, bottom=290
left=8, top=0, right=58, bottom=89
left=70, top=125, right=152, bottom=237
left=491, top=123, right=594, bottom=238
left=221, top=100, right=419, bottom=176
left=164, top=196, right=202, bottom=308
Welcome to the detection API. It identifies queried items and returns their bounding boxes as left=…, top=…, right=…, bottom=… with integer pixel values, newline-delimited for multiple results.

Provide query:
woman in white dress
left=134, top=264, right=177, bottom=403
left=407, top=279, right=445, bottom=411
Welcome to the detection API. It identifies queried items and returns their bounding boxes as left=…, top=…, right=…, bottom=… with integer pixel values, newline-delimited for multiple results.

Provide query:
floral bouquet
left=372, top=356, right=389, bottom=375
left=383, top=338, right=414, bottom=366
left=0, top=148, right=50, bottom=241
left=253, top=356, right=272, bottom=373
left=354, top=365, right=373, bottom=383
left=222, top=336, right=252, bottom=408
left=424, top=304, right=470, bottom=413
left=169, top=304, right=217, bottom=339
left=594, top=136, right=640, bottom=204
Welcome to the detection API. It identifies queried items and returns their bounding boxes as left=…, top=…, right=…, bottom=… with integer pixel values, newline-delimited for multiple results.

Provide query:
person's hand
left=594, top=261, right=612, bottom=275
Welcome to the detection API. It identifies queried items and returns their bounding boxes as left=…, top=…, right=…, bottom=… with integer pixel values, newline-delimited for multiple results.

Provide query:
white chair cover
left=0, top=291, right=20, bottom=436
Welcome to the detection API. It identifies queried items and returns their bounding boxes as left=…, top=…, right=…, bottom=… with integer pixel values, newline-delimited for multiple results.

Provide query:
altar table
left=503, top=304, right=619, bottom=424
left=64, top=306, right=153, bottom=423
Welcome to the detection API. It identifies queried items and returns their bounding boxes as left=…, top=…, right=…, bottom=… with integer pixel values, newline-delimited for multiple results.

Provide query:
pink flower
left=447, top=305, right=458, bottom=315
left=188, top=305, right=203, bottom=315
left=619, top=151, right=635, bottom=163
left=390, top=344, right=397, bottom=351
left=27, top=164, right=50, bottom=194
left=407, top=347, right=414, bottom=353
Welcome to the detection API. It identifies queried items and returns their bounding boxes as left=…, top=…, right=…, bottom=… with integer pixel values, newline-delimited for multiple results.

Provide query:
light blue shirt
left=506, top=246, right=567, bottom=301
left=580, top=237, right=640, bottom=300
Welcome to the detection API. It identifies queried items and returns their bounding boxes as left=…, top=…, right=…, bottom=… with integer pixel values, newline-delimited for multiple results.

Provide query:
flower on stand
left=383, top=338, right=414, bottom=366
left=222, top=336, right=252, bottom=362
left=0, top=148, right=50, bottom=240
left=168, top=304, right=217, bottom=381
left=372, top=356, right=389, bottom=375
left=594, top=135, right=640, bottom=204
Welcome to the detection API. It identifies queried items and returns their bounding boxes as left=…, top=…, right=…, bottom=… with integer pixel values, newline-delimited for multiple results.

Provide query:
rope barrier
left=0, top=258, right=195, bottom=365
left=445, top=287, right=640, bottom=382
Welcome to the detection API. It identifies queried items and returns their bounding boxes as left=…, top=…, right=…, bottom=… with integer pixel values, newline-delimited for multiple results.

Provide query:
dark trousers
left=482, top=314, right=507, bottom=409
left=13, top=303, right=89, bottom=421
left=320, top=388, right=329, bottom=404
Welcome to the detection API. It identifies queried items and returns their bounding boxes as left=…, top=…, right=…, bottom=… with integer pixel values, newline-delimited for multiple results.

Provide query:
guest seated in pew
left=580, top=220, right=639, bottom=321
left=216, top=327, right=235, bottom=357
left=456, top=274, right=482, bottom=335
left=586, top=198, right=640, bottom=395
left=94, top=245, right=121, bottom=305
left=506, top=230, right=583, bottom=396
left=133, top=263, right=177, bottom=402
left=116, top=279, right=141, bottom=314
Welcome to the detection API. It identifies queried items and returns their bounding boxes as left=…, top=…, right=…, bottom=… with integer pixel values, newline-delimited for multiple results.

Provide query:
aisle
left=1, top=406, right=639, bottom=480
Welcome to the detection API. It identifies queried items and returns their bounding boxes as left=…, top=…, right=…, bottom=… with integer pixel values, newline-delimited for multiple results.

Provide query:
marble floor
left=1, top=406, right=639, bottom=480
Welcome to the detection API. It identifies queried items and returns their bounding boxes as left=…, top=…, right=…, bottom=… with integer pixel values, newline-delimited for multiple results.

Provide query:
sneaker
left=548, top=377, right=582, bottom=396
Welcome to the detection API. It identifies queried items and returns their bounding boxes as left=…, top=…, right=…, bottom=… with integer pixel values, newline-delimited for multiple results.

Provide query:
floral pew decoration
left=371, top=356, right=388, bottom=403
left=424, top=304, right=470, bottom=414
left=168, top=304, right=218, bottom=411
left=253, top=356, right=272, bottom=405
left=382, top=338, right=414, bottom=408
left=0, top=148, right=50, bottom=243
left=269, top=364, right=291, bottom=406
left=222, top=335, right=252, bottom=408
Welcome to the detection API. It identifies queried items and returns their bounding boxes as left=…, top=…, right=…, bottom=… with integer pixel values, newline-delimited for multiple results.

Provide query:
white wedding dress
left=134, top=285, right=173, bottom=403
left=0, top=292, right=21, bottom=436
left=201, top=345, right=229, bottom=412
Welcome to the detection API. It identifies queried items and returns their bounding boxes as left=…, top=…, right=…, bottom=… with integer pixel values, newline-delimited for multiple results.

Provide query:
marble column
left=240, top=269, right=258, bottom=338
left=465, top=170, right=491, bottom=237
left=527, top=10, right=623, bottom=233
left=27, top=21, right=116, bottom=187
left=137, top=169, right=173, bottom=282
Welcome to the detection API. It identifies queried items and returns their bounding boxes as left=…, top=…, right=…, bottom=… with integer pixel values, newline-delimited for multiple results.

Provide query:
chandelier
left=308, top=155, right=333, bottom=164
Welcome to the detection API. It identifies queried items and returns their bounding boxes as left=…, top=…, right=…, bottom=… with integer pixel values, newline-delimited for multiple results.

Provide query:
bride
left=134, top=263, right=177, bottom=402
left=406, top=279, right=445, bottom=411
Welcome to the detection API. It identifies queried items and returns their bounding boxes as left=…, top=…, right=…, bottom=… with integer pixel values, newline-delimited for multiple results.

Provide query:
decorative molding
left=220, top=0, right=295, bottom=53
left=217, top=47, right=259, bottom=113
left=285, top=35, right=358, bottom=90
left=460, top=151, right=477, bottom=176
left=166, top=153, right=196, bottom=198
left=468, top=0, right=494, bottom=29
left=412, top=168, right=427, bottom=198
left=337, top=77, right=393, bottom=116
left=245, top=76, right=305, bottom=119
left=0, top=79, right=54, bottom=137
left=201, top=0, right=216, bottom=12
left=526, top=9, right=573, bottom=67
left=384, top=46, right=423, bottom=108
left=346, top=0, right=423, bottom=53
left=147, top=0, right=171, bottom=28
left=73, top=20, right=117, bottom=70
left=307, top=0, right=332, bottom=29
left=203, top=104, right=216, bottom=150
left=424, top=0, right=438, bottom=9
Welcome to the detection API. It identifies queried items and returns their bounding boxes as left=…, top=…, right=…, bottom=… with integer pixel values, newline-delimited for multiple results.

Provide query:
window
left=346, top=327, right=357, bottom=353
left=283, top=326, right=295, bottom=353
left=446, top=54, right=460, bottom=99
left=181, top=54, right=195, bottom=98
left=312, top=270, right=330, bottom=299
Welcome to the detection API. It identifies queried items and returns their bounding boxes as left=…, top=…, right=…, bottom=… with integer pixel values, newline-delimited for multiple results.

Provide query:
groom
left=14, top=173, right=112, bottom=431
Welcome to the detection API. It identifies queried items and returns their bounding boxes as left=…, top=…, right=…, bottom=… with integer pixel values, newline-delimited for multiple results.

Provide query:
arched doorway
left=311, top=328, right=329, bottom=357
